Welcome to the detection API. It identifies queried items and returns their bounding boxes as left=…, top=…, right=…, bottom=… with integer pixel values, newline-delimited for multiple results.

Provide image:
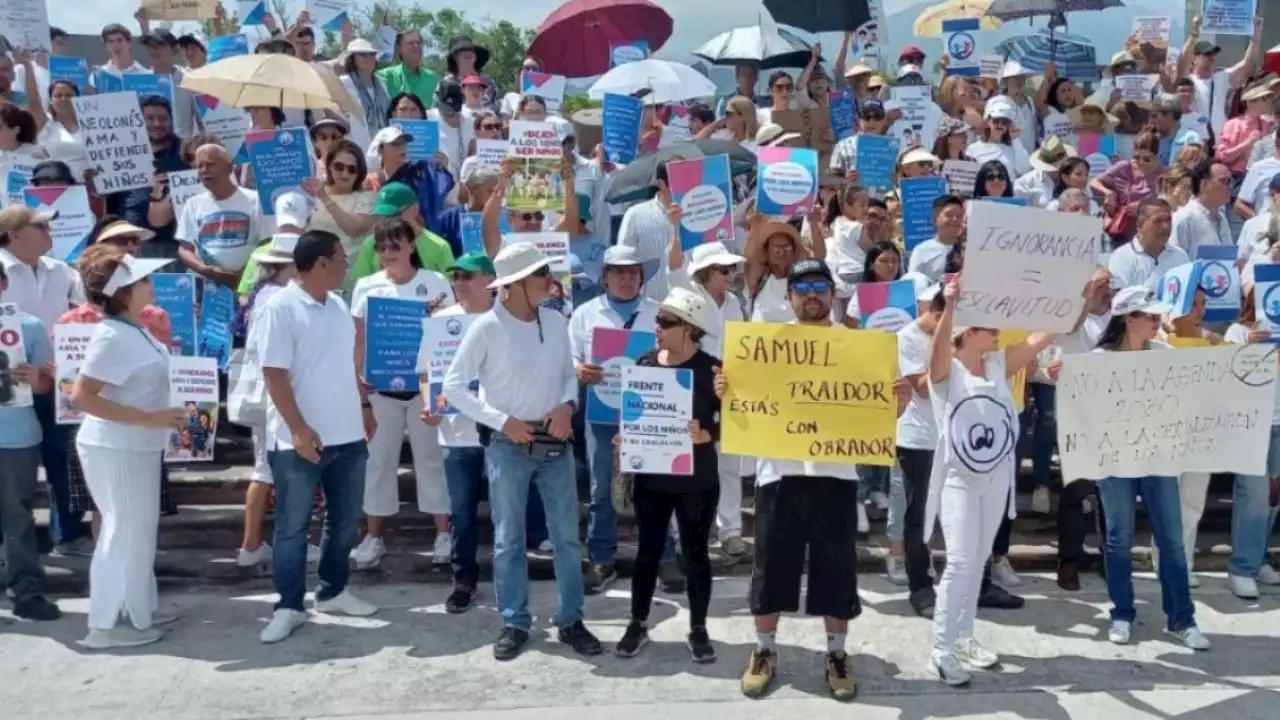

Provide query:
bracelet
left=361, top=401, right=372, bottom=409
left=150, top=195, right=165, bottom=202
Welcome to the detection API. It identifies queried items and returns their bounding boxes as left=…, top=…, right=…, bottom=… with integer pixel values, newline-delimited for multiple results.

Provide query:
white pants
left=933, top=474, right=1007, bottom=655
left=716, top=444, right=743, bottom=540
left=1153, top=471, right=1210, bottom=572
left=77, top=442, right=161, bottom=631
left=364, top=393, right=449, bottom=517
left=250, top=422, right=272, bottom=484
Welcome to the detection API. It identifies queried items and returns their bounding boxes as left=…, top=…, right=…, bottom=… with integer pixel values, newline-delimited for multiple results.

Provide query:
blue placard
left=601, top=93, right=644, bottom=164
left=122, top=73, right=174, bottom=107
left=151, top=273, right=198, bottom=356
left=855, top=134, right=897, bottom=190
left=829, top=90, right=856, bottom=141
left=1254, top=262, right=1280, bottom=336
left=391, top=119, right=439, bottom=160
left=49, top=56, right=90, bottom=92
left=365, top=296, right=430, bottom=392
left=1201, top=0, right=1256, bottom=36
left=93, top=69, right=123, bottom=94
left=900, top=176, right=948, bottom=252
left=1196, top=245, right=1241, bottom=324
left=609, top=40, right=649, bottom=68
left=244, top=128, right=312, bottom=215
left=198, top=282, right=235, bottom=370
left=459, top=211, right=484, bottom=254
left=208, top=35, right=250, bottom=63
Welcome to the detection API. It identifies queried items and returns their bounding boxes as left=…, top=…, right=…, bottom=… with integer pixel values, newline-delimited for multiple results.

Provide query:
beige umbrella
left=180, top=53, right=337, bottom=110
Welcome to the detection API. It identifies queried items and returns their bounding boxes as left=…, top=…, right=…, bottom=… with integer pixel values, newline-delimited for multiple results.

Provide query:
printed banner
left=307, top=0, right=351, bottom=32
left=1201, top=0, right=1256, bottom=36
left=151, top=273, right=198, bottom=356
left=856, top=134, right=897, bottom=192
left=0, top=155, right=35, bottom=207
left=602, top=93, right=644, bottom=164
left=122, top=73, right=174, bottom=106
left=587, top=327, right=656, bottom=425
left=198, top=282, right=235, bottom=370
left=520, top=71, right=566, bottom=114
left=196, top=95, right=252, bottom=163
left=720, top=321, right=898, bottom=464
left=1255, top=262, right=1280, bottom=336
left=74, top=92, right=155, bottom=194
left=364, top=296, right=429, bottom=392
left=459, top=211, right=484, bottom=254
left=1130, top=16, right=1172, bottom=71
left=244, top=128, right=312, bottom=215
left=619, top=365, right=694, bottom=475
left=1196, top=245, right=1241, bottom=324
left=829, top=89, right=856, bottom=141
left=889, top=85, right=938, bottom=151
left=207, top=34, right=250, bottom=63
left=942, top=159, right=979, bottom=198
left=22, top=185, right=93, bottom=263
left=506, top=120, right=565, bottom=213
left=142, top=0, right=218, bottom=21
left=609, top=41, right=649, bottom=68
left=422, top=312, right=478, bottom=415
left=1057, top=345, right=1276, bottom=480
left=956, top=202, right=1100, bottom=332
left=667, top=155, right=734, bottom=252
left=900, top=176, right=947, bottom=252
left=1, top=0, right=51, bottom=53
left=167, top=355, right=220, bottom=462
left=168, top=169, right=203, bottom=219
left=857, top=280, right=918, bottom=332
left=756, top=145, right=818, bottom=217
left=49, top=56, right=90, bottom=92
left=942, top=18, right=982, bottom=76
left=0, top=303, right=32, bottom=408
left=391, top=119, right=439, bottom=161
left=53, top=324, right=95, bottom=424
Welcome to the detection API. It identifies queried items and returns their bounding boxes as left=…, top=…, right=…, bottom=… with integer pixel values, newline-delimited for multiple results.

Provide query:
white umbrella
left=587, top=58, right=718, bottom=105
left=693, top=16, right=815, bottom=69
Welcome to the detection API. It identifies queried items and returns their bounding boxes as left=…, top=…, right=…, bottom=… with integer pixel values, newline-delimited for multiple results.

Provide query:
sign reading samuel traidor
left=721, top=321, right=898, bottom=465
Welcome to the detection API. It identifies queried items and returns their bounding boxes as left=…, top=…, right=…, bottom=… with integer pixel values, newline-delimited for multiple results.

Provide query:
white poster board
left=619, top=365, right=694, bottom=475
left=0, top=302, right=32, bottom=408
left=168, top=169, right=204, bottom=219
left=888, top=86, right=938, bottom=153
left=1056, top=345, right=1277, bottom=481
left=0, top=0, right=50, bottom=53
left=74, top=92, right=155, bottom=194
left=53, top=324, right=95, bottom=424
left=956, top=202, right=1101, bottom=332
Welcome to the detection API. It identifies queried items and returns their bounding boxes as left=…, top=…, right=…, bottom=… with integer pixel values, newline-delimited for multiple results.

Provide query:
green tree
left=560, top=93, right=601, bottom=116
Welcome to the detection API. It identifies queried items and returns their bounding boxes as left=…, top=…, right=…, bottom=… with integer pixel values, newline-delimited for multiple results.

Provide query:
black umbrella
left=606, top=140, right=757, bottom=204
left=762, top=0, right=872, bottom=34
left=986, top=0, right=1124, bottom=26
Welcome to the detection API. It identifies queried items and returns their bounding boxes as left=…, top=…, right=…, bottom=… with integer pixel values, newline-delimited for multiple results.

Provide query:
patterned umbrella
left=528, top=0, right=674, bottom=78
left=913, top=0, right=1004, bottom=38
left=994, top=29, right=1098, bottom=80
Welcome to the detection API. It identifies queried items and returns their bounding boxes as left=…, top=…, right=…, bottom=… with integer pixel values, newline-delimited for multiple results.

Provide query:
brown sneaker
left=1057, top=562, right=1081, bottom=591
left=740, top=648, right=777, bottom=698
left=722, top=536, right=748, bottom=556
left=825, top=651, right=857, bottom=701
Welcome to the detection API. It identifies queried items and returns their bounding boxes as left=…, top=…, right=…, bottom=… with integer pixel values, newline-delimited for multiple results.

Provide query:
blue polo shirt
left=0, top=313, right=50, bottom=449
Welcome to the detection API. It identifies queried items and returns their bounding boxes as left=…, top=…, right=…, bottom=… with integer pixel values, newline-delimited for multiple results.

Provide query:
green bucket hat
left=447, top=251, right=496, bottom=275
left=372, top=182, right=417, bottom=216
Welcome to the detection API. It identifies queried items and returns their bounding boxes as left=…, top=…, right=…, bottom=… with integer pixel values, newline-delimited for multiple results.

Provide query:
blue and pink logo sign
left=1157, top=261, right=1204, bottom=320
left=1256, top=262, right=1280, bottom=336
left=667, top=155, right=734, bottom=252
left=755, top=145, right=818, bottom=218
left=857, top=280, right=918, bottom=332
left=587, top=327, right=656, bottom=424
left=1196, top=245, right=1241, bottom=323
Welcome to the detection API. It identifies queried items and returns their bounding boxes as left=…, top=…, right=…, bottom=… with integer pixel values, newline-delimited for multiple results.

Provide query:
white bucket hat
left=900, top=148, right=940, bottom=167
left=603, top=245, right=643, bottom=268
left=1000, top=59, right=1031, bottom=79
left=488, top=241, right=551, bottom=289
left=102, top=254, right=171, bottom=295
left=687, top=242, right=744, bottom=275
left=659, top=286, right=717, bottom=335
left=258, top=233, right=299, bottom=265
left=345, top=38, right=377, bottom=55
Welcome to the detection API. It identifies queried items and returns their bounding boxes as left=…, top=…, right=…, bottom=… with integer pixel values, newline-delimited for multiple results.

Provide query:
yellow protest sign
left=999, top=329, right=1029, bottom=411
left=1167, top=335, right=1213, bottom=348
left=721, top=321, right=898, bottom=465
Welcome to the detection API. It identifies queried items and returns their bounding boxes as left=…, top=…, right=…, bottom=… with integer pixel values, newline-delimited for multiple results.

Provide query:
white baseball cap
left=984, top=98, right=1016, bottom=120
left=1111, top=286, right=1172, bottom=316
left=273, top=190, right=312, bottom=229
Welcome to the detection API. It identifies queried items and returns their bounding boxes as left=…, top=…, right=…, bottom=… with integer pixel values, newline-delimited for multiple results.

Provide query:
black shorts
left=749, top=475, right=861, bottom=620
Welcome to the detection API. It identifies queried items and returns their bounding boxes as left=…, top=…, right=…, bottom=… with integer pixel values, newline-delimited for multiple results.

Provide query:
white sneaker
left=1229, top=574, right=1259, bottom=599
left=350, top=536, right=385, bottom=570
left=1257, top=564, right=1280, bottom=585
left=931, top=652, right=971, bottom=686
left=1187, top=573, right=1201, bottom=589
left=955, top=637, right=999, bottom=669
left=886, top=555, right=909, bottom=586
left=79, top=626, right=164, bottom=650
left=236, top=544, right=272, bottom=568
left=869, top=490, right=889, bottom=511
left=1031, top=487, right=1052, bottom=514
left=306, top=543, right=322, bottom=565
left=991, top=556, right=1021, bottom=588
left=432, top=533, right=452, bottom=565
left=856, top=504, right=870, bottom=534
left=1108, top=620, right=1132, bottom=645
left=314, top=589, right=378, bottom=617
left=1165, top=626, right=1211, bottom=651
left=259, top=609, right=307, bottom=644
left=150, top=613, right=180, bottom=626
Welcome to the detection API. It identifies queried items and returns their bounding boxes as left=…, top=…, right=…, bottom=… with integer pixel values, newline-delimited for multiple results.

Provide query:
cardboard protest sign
left=74, top=92, right=155, bottom=195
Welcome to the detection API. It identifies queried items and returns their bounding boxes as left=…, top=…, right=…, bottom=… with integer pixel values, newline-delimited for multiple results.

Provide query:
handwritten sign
left=1254, top=262, right=1280, bottom=336
left=0, top=303, right=32, bottom=408
left=942, top=159, right=979, bottom=198
left=23, top=186, right=94, bottom=263
left=74, top=92, right=155, bottom=195
left=855, top=134, right=897, bottom=192
left=391, top=119, right=439, bottom=160
left=1201, top=0, right=1256, bottom=36
left=601, top=93, right=644, bottom=164
left=587, top=327, right=656, bottom=424
left=900, top=176, right=947, bottom=252
left=364, top=296, right=428, bottom=392
left=244, top=128, right=312, bottom=216
left=53, top=324, right=95, bottom=424
left=168, top=169, right=203, bottom=219
left=151, top=273, right=198, bottom=356
left=772, top=108, right=834, bottom=154
left=506, top=120, right=564, bottom=213
left=421, top=312, right=478, bottom=415
left=0, top=0, right=51, bottom=53
left=166, top=356, right=220, bottom=462
left=667, top=155, right=734, bottom=251
left=500, top=231, right=569, bottom=273
left=956, top=202, right=1100, bottom=332
left=1056, top=345, right=1276, bottom=480
left=756, top=145, right=818, bottom=217
left=721, top=321, right=898, bottom=464
left=619, top=365, right=694, bottom=475
left=142, top=0, right=218, bottom=21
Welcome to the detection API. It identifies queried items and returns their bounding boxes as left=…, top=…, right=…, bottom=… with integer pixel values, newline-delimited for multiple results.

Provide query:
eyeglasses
left=330, top=160, right=358, bottom=175
left=773, top=82, right=793, bottom=91
left=374, top=241, right=405, bottom=253
left=655, top=315, right=684, bottom=329
left=451, top=271, right=475, bottom=282
left=791, top=279, right=831, bottom=295
left=530, top=265, right=552, bottom=278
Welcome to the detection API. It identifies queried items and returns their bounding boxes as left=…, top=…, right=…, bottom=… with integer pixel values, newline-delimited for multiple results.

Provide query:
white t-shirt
left=826, top=216, right=866, bottom=295
left=1189, top=70, right=1232, bottom=139
left=966, top=140, right=1031, bottom=179
left=749, top=274, right=795, bottom=323
left=14, top=63, right=50, bottom=108
left=907, top=238, right=953, bottom=282
left=426, top=304, right=482, bottom=447
left=427, top=108, right=476, bottom=179
left=1225, top=323, right=1280, bottom=425
left=76, top=318, right=172, bottom=452
left=176, top=188, right=268, bottom=273
left=351, top=268, right=455, bottom=318
left=37, top=121, right=89, bottom=180
left=929, top=352, right=1017, bottom=483
left=896, top=320, right=938, bottom=450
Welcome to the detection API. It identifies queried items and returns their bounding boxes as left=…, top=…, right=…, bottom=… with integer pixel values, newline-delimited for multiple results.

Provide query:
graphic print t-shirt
left=930, top=352, right=1017, bottom=481
left=176, top=188, right=265, bottom=273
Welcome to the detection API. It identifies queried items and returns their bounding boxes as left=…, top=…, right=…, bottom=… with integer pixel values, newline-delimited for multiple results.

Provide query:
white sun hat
left=659, top=286, right=718, bottom=335
left=102, top=254, right=172, bottom=295
left=901, top=147, right=940, bottom=167
left=755, top=122, right=803, bottom=146
left=488, top=241, right=551, bottom=289
left=687, top=242, right=744, bottom=275
left=258, top=233, right=299, bottom=265
left=1001, top=59, right=1031, bottom=79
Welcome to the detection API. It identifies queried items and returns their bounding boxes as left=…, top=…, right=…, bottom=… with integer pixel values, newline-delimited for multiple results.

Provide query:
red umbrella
left=1265, top=44, right=1280, bottom=77
left=528, top=0, right=674, bottom=78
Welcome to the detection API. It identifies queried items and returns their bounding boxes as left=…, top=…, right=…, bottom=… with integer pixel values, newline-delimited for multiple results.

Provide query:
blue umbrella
left=995, top=29, right=1098, bottom=80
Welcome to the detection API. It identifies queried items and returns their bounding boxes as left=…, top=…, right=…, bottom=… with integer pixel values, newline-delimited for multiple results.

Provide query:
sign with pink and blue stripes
left=755, top=146, right=818, bottom=218
left=857, top=280, right=918, bottom=332
left=667, top=155, right=734, bottom=252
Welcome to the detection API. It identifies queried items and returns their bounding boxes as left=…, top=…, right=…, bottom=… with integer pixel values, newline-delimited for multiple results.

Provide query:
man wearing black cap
left=139, top=27, right=195, bottom=139
left=1175, top=14, right=1263, bottom=145
left=176, top=35, right=207, bottom=70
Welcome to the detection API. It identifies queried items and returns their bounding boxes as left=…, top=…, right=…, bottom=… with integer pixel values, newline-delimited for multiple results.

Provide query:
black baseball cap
left=1194, top=40, right=1221, bottom=56
left=859, top=99, right=886, bottom=118
left=177, top=34, right=206, bottom=50
left=787, top=258, right=834, bottom=286
left=142, top=29, right=179, bottom=47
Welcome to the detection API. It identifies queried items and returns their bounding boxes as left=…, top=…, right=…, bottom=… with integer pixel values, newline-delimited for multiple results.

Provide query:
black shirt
left=633, top=348, right=721, bottom=493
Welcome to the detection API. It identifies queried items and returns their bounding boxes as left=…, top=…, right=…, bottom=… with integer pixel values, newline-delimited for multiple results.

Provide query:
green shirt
left=377, top=64, right=440, bottom=110
left=349, top=229, right=454, bottom=283
left=236, top=242, right=274, bottom=296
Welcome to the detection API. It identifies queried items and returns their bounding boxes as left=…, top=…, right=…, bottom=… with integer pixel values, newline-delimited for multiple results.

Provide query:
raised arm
left=1228, top=16, right=1264, bottom=87
left=929, top=276, right=958, bottom=382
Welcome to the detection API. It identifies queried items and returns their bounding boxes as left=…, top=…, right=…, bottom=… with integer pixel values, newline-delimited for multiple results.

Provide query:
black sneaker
left=659, top=561, right=686, bottom=593
left=687, top=625, right=716, bottom=663
left=978, top=584, right=1026, bottom=610
left=909, top=588, right=936, bottom=619
left=444, top=586, right=476, bottom=614
left=614, top=619, right=649, bottom=658
left=558, top=620, right=603, bottom=656
left=13, top=596, right=61, bottom=621
left=493, top=626, right=530, bottom=661
left=584, top=563, right=617, bottom=596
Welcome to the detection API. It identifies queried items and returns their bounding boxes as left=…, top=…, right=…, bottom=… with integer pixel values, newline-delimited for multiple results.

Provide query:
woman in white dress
left=35, top=80, right=88, bottom=181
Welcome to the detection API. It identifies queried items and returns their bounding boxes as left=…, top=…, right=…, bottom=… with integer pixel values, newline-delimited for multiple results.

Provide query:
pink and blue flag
left=667, top=155, right=734, bottom=252
left=857, top=280, right=918, bottom=332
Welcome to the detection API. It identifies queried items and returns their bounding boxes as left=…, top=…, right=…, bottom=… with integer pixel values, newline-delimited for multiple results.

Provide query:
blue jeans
left=34, top=394, right=83, bottom=543
left=1097, top=475, right=1195, bottom=631
left=1230, top=424, right=1280, bottom=578
left=444, top=445, right=551, bottom=587
left=855, top=465, right=888, bottom=502
left=586, top=422, right=673, bottom=564
left=486, top=435, right=584, bottom=630
left=1029, top=383, right=1057, bottom=489
left=269, top=442, right=368, bottom=612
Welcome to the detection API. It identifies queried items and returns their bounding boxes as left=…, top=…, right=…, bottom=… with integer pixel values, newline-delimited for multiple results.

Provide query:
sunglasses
left=791, top=279, right=831, bottom=296
left=530, top=265, right=551, bottom=278
left=374, top=240, right=406, bottom=253
left=514, top=211, right=545, bottom=222
left=773, top=83, right=793, bottom=91
left=861, top=112, right=886, bottom=121
left=451, top=271, right=476, bottom=282
left=655, top=315, right=684, bottom=329
left=480, top=122, right=502, bottom=131
left=330, top=160, right=358, bottom=175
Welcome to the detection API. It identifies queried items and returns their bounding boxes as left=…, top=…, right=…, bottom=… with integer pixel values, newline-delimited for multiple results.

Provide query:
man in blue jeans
left=444, top=242, right=602, bottom=660
left=257, top=230, right=378, bottom=644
